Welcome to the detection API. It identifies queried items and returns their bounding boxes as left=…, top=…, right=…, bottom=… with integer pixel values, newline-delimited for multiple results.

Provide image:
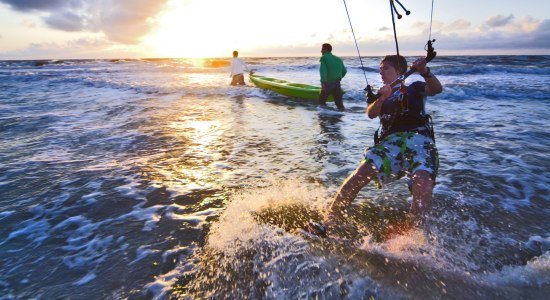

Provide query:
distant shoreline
left=2, top=54, right=550, bottom=62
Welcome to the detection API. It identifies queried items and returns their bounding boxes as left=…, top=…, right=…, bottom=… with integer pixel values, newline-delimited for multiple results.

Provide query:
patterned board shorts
left=362, top=131, right=439, bottom=188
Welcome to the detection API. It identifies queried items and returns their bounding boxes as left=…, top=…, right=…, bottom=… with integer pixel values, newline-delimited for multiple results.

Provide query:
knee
left=355, top=163, right=377, bottom=180
left=412, top=171, right=434, bottom=190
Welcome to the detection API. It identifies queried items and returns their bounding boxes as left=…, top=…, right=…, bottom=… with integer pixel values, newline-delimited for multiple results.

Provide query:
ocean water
left=0, top=55, right=549, bottom=299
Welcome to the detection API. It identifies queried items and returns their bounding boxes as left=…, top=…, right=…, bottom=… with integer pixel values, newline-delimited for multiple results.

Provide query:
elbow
left=427, top=86, right=443, bottom=96
left=366, top=109, right=377, bottom=119
left=367, top=110, right=376, bottom=119
left=433, top=87, right=443, bottom=95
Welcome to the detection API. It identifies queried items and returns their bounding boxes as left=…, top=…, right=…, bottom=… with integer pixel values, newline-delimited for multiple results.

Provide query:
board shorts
left=362, top=131, right=439, bottom=189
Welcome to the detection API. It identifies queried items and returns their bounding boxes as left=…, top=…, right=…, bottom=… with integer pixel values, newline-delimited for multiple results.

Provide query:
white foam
left=0, top=210, right=15, bottom=219
left=485, top=252, right=550, bottom=287
left=357, top=229, right=447, bottom=268
left=26, top=147, right=74, bottom=163
left=131, top=245, right=161, bottom=265
left=117, top=204, right=163, bottom=231
left=207, top=178, right=327, bottom=256
left=0, top=179, right=15, bottom=186
left=3, top=219, right=51, bottom=245
left=52, top=215, right=88, bottom=231
left=74, top=272, right=96, bottom=286
left=143, top=244, right=198, bottom=299
left=144, top=268, right=181, bottom=300
left=83, top=181, right=103, bottom=189
left=161, top=246, right=192, bottom=263
left=165, top=206, right=222, bottom=227
left=62, top=235, right=114, bottom=268
left=81, top=191, right=103, bottom=204
left=114, top=179, right=145, bottom=199
left=165, top=204, right=223, bottom=226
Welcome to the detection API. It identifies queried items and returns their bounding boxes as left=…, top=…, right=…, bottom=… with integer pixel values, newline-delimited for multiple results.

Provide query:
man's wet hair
left=382, top=55, right=407, bottom=75
left=322, top=43, right=332, bottom=52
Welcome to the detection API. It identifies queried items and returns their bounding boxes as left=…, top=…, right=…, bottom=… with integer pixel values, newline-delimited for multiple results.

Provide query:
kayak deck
left=249, top=73, right=338, bottom=102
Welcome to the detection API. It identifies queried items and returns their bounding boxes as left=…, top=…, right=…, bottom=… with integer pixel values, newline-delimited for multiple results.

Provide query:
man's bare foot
left=304, top=222, right=327, bottom=237
left=381, top=213, right=425, bottom=240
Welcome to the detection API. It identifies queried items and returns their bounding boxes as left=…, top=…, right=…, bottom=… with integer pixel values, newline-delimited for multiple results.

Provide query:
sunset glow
left=0, top=0, right=548, bottom=59
left=141, top=0, right=350, bottom=58
left=144, top=1, right=236, bottom=58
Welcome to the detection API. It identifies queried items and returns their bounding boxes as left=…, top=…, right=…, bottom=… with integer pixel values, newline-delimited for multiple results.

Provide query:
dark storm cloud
left=457, top=18, right=550, bottom=50
left=1, top=0, right=170, bottom=44
left=530, top=19, right=550, bottom=48
left=44, top=10, right=87, bottom=32
left=0, top=0, right=66, bottom=12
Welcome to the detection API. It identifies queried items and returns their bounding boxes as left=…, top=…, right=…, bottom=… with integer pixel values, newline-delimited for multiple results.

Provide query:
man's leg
left=231, top=74, right=244, bottom=86
left=333, top=81, right=345, bottom=110
left=319, top=83, right=329, bottom=106
left=326, top=162, right=378, bottom=225
left=237, top=74, right=245, bottom=85
left=230, top=75, right=238, bottom=86
left=409, top=170, right=434, bottom=223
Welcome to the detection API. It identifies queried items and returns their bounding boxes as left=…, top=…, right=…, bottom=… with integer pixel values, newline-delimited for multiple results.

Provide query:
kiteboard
left=252, top=202, right=412, bottom=242
left=250, top=202, right=501, bottom=298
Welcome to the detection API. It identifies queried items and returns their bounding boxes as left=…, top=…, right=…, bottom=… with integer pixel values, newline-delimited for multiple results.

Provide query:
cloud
left=331, top=16, right=550, bottom=56
left=485, top=14, right=514, bottom=27
left=21, top=19, right=38, bottom=28
left=95, top=1, right=167, bottom=44
left=0, top=0, right=66, bottom=12
left=379, top=26, right=390, bottom=32
left=523, top=19, right=550, bottom=48
left=0, top=0, right=169, bottom=44
left=157, top=14, right=550, bottom=57
left=435, top=17, right=550, bottom=52
left=0, top=36, right=149, bottom=59
left=44, top=10, right=87, bottom=32
left=446, top=19, right=471, bottom=31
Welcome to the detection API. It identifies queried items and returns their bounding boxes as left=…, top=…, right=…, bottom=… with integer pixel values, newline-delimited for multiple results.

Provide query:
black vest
left=375, top=81, right=434, bottom=143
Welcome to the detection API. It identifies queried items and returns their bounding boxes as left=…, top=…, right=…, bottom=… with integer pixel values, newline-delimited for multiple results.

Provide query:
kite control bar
left=366, top=39, right=437, bottom=103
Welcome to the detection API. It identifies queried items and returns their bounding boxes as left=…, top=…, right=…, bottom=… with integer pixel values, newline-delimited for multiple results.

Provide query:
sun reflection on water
left=166, top=116, right=224, bottom=190
left=179, top=119, right=221, bottom=148
left=138, top=107, right=228, bottom=199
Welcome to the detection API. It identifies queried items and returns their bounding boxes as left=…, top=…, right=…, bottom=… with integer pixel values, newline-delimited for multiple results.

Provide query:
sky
left=0, top=0, right=549, bottom=59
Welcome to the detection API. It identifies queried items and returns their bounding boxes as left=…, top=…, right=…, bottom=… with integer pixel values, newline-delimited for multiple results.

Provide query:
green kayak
left=249, top=73, right=340, bottom=102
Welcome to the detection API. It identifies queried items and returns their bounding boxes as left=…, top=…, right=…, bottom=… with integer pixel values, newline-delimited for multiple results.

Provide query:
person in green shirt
left=319, top=43, right=347, bottom=110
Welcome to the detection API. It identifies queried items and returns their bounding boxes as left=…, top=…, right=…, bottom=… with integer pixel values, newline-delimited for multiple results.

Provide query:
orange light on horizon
left=143, top=1, right=247, bottom=58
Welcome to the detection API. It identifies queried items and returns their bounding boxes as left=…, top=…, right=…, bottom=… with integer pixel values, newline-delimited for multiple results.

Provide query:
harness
left=374, top=114, right=435, bottom=145
left=373, top=87, right=435, bottom=145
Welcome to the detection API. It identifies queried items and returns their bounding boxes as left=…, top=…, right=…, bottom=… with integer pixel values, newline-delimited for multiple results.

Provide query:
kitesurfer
left=324, top=54, right=442, bottom=232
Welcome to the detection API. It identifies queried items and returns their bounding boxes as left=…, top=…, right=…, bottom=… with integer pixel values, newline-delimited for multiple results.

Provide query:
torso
left=379, top=81, right=427, bottom=138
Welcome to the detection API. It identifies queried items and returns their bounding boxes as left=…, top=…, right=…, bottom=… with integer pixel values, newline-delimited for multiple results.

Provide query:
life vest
left=374, top=85, right=435, bottom=144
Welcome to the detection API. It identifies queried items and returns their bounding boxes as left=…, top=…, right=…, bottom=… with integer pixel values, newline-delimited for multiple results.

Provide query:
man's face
left=379, top=62, right=399, bottom=84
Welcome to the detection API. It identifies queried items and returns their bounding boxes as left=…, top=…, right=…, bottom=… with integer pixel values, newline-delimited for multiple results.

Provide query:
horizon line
left=2, top=53, right=550, bottom=62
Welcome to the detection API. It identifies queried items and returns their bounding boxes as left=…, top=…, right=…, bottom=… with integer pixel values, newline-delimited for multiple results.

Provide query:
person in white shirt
left=230, top=50, right=248, bottom=86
